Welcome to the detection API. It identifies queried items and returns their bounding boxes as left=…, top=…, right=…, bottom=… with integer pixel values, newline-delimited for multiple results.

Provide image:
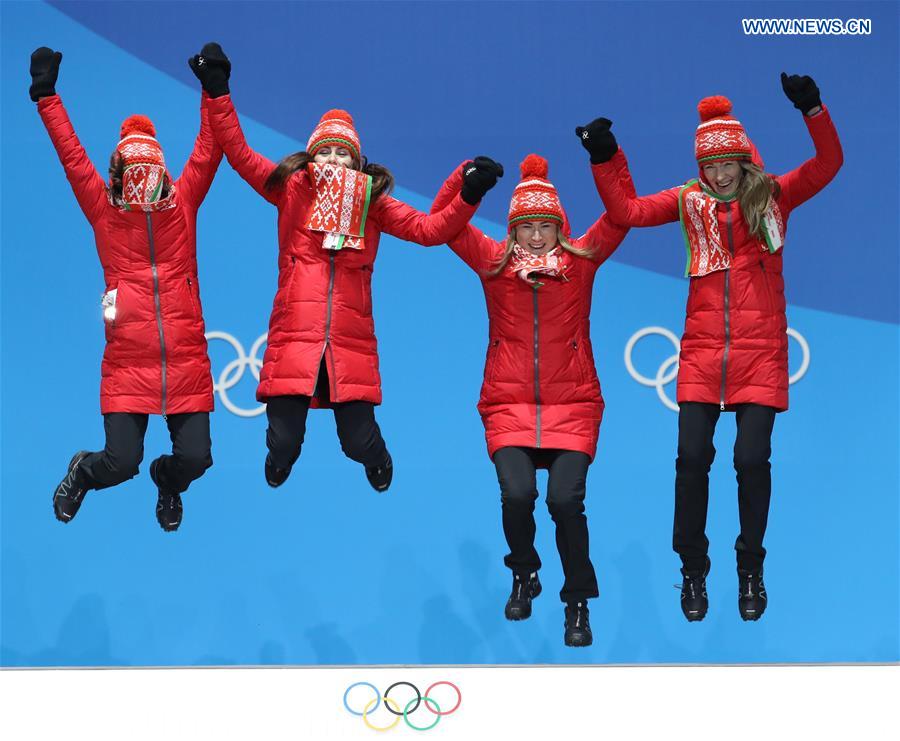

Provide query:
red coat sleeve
left=37, top=95, right=107, bottom=225
left=573, top=152, right=638, bottom=264
left=174, top=92, right=224, bottom=211
left=774, top=106, right=843, bottom=214
left=372, top=187, right=478, bottom=247
left=206, top=94, right=282, bottom=205
left=592, top=148, right=680, bottom=227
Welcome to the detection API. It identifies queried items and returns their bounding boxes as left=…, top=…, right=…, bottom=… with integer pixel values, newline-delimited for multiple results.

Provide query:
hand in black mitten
left=780, top=72, right=821, bottom=115
left=461, top=156, right=504, bottom=205
left=575, top=117, right=618, bottom=164
left=29, top=47, right=62, bottom=102
left=189, top=42, right=231, bottom=98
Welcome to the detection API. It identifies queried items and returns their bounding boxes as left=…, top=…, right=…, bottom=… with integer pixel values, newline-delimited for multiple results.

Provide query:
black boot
left=680, top=556, right=711, bottom=622
left=365, top=452, right=393, bottom=493
left=53, top=451, right=90, bottom=523
left=738, top=569, right=767, bottom=621
left=150, top=458, right=183, bottom=532
left=264, top=454, right=291, bottom=488
left=564, top=601, right=593, bottom=647
left=504, top=572, right=542, bottom=620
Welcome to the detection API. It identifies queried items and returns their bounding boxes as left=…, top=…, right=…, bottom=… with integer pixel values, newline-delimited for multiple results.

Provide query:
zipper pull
left=720, top=401, right=725, bottom=411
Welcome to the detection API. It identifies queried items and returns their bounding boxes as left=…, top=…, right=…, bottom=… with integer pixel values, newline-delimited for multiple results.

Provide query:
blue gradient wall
left=1, top=1, right=897, bottom=666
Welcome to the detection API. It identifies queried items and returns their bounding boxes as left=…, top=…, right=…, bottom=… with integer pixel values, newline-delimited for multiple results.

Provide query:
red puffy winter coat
left=38, top=94, right=222, bottom=415
left=206, top=95, right=479, bottom=405
left=594, top=108, right=842, bottom=411
left=430, top=159, right=635, bottom=460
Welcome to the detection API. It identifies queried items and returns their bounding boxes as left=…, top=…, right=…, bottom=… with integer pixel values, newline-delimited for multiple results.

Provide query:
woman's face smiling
left=515, top=221, right=559, bottom=255
left=702, top=160, right=742, bottom=195
left=313, top=145, right=354, bottom=168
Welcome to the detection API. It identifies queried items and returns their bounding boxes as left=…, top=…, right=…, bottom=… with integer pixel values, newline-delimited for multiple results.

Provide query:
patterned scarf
left=678, top=179, right=784, bottom=278
left=508, top=244, right=567, bottom=285
left=305, top=163, right=373, bottom=251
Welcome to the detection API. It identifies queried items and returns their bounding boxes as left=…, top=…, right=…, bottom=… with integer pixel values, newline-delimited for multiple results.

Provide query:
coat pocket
left=186, top=276, right=200, bottom=319
left=572, top=340, right=591, bottom=385
left=759, top=260, right=775, bottom=315
left=485, top=338, right=501, bottom=383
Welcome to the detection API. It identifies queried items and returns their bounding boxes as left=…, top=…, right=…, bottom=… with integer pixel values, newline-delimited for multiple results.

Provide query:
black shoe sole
left=739, top=608, right=765, bottom=622
left=156, top=516, right=182, bottom=533
left=505, top=606, right=532, bottom=621
left=683, top=609, right=707, bottom=622
left=565, top=632, right=593, bottom=647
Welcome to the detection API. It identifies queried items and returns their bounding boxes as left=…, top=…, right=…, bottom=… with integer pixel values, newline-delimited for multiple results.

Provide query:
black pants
left=265, top=361, right=388, bottom=470
left=77, top=412, right=212, bottom=494
left=674, top=402, right=776, bottom=573
left=493, top=446, right=598, bottom=604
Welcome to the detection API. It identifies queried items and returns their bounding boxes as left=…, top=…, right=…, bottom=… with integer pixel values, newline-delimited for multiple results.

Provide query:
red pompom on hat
left=697, top=95, right=733, bottom=122
left=307, top=108, right=362, bottom=162
left=508, top=153, right=566, bottom=232
left=694, top=94, right=752, bottom=164
left=119, top=114, right=156, bottom=140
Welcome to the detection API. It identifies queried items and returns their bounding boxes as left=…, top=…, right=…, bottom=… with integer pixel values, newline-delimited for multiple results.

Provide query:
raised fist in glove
left=781, top=72, right=821, bottom=115
left=461, top=156, right=504, bottom=205
left=575, top=117, right=618, bottom=164
left=189, top=42, right=231, bottom=98
left=29, top=47, right=62, bottom=102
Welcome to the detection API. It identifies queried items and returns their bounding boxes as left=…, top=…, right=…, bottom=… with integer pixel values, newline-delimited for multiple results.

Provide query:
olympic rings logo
left=624, top=326, right=811, bottom=412
left=342, top=680, right=461, bottom=732
left=205, top=331, right=268, bottom=418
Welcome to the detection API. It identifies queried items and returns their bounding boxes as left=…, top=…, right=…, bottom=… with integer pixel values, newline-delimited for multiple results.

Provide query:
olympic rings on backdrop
left=205, top=331, right=268, bottom=418
left=343, top=680, right=461, bottom=732
left=624, top=325, right=811, bottom=412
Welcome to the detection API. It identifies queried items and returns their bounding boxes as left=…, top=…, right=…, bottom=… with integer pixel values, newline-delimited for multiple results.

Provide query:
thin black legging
left=265, top=361, right=388, bottom=470
left=493, top=446, right=599, bottom=604
left=674, top=401, right=777, bottom=573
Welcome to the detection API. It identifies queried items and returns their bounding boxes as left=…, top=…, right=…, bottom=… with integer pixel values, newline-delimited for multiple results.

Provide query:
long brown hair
left=486, top=229, right=594, bottom=278
left=264, top=151, right=394, bottom=200
left=737, top=161, right=781, bottom=240
left=107, top=150, right=171, bottom=203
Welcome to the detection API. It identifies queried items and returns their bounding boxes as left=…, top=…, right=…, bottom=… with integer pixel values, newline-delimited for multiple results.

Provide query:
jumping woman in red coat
left=430, top=152, right=635, bottom=646
left=189, top=45, right=500, bottom=492
left=32, top=47, right=224, bottom=531
left=584, top=73, right=843, bottom=621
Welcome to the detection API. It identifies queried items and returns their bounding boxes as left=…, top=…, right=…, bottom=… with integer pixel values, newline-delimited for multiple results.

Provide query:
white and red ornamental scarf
left=678, top=179, right=784, bottom=278
left=116, top=133, right=175, bottom=212
left=305, top=163, right=373, bottom=251
left=508, top=244, right=567, bottom=285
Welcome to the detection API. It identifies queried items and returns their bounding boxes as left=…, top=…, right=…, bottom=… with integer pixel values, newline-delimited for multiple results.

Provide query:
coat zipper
left=146, top=212, right=168, bottom=416
left=719, top=204, right=734, bottom=411
left=318, top=251, right=336, bottom=400
left=533, top=285, right=541, bottom=448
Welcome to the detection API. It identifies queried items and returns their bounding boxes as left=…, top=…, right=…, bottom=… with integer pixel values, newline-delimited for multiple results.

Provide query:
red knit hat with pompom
left=306, top=109, right=361, bottom=162
left=507, top=154, right=566, bottom=232
left=116, top=114, right=167, bottom=204
left=694, top=95, right=752, bottom=163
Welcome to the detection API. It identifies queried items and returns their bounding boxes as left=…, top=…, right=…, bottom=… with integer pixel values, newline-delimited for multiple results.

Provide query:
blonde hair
left=737, top=161, right=780, bottom=240
left=486, top=226, right=594, bottom=278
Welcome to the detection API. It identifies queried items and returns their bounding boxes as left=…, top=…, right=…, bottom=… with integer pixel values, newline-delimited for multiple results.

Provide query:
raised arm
left=774, top=73, right=843, bottom=213
left=577, top=116, right=680, bottom=227
left=373, top=156, right=502, bottom=247
left=190, top=43, right=281, bottom=205
left=31, top=49, right=107, bottom=224
left=174, top=92, right=224, bottom=210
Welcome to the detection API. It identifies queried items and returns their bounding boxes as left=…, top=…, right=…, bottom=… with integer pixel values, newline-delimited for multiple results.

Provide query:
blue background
left=1, top=1, right=897, bottom=666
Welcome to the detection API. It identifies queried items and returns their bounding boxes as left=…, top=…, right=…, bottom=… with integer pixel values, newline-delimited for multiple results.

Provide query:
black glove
left=189, top=42, right=231, bottom=98
left=461, top=156, right=504, bottom=205
left=575, top=117, right=618, bottom=164
left=780, top=72, right=821, bottom=115
left=29, top=47, right=62, bottom=102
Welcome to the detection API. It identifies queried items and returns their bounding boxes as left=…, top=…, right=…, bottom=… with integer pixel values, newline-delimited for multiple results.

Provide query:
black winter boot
left=53, top=451, right=90, bottom=523
left=564, top=601, right=593, bottom=647
left=264, top=454, right=291, bottom=488
left=365, top=452, right=393, bottom=493
left=505, top=572, right=542, bottom=620
left=150, top=458, right=183, bottom=532
left=738, top=569, right=768, bottom=621
left=680, top=556, right=711, bottom=622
